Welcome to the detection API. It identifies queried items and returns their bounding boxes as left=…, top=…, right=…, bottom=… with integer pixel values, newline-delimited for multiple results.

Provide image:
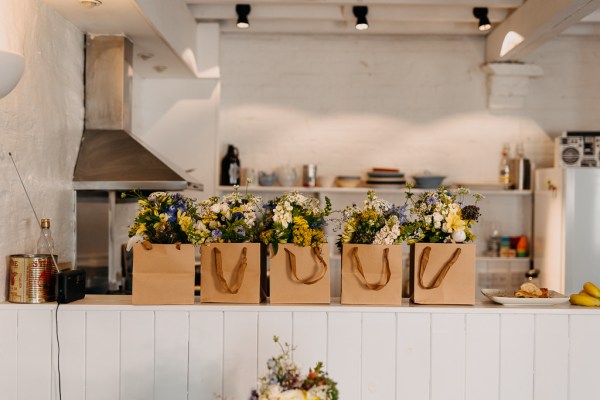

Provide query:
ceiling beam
left=189, top=3, right=510, bottom=23
left=485, top=0, right=600, bottom=62
left=186, top=0, right=522, bottom=7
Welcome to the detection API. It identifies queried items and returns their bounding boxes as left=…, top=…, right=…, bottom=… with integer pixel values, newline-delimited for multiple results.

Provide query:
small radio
left=555, top=136, right=583, bottom=167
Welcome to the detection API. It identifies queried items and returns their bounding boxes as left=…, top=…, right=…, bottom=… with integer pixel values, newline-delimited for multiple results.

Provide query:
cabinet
left=216, top=185, right=533, bottom=296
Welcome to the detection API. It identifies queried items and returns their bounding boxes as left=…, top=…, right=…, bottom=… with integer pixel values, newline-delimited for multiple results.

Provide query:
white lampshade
left=0, top=50, right=24, bottom=98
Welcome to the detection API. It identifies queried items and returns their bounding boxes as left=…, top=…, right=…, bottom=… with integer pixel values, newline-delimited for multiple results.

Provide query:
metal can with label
left=302, top=164, right=317, bottom=187
left=8, top=254, right=57, bottom=303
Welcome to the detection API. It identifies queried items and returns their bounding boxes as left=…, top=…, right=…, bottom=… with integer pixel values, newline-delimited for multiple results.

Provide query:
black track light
left=236, top=4, right=251, bottom=29
left=353, top=6, right=369, bottom=31
left=473, top=7, right=491, bottom=32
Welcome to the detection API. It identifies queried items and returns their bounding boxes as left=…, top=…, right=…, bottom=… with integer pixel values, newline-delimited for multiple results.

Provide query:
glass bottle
left=220, top=145, right=240, bottom=186
left=499, top=143, right=511, bottom=190
left=36, top=218, right=55, bottom=255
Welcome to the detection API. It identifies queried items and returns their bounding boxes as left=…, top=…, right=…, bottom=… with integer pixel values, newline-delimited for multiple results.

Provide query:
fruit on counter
left=583, top=282, right=600, bottom=298
left=569, top=293, right=600, bottom=307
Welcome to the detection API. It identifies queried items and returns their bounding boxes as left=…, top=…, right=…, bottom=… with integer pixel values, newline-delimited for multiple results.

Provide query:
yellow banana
left=583, top=282, right=600, bottom=298
left=570, top=293, right=600, bottom=307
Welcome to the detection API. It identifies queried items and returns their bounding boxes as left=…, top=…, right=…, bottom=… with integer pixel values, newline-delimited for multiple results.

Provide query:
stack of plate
left=365, top=168, right=405, bottom=188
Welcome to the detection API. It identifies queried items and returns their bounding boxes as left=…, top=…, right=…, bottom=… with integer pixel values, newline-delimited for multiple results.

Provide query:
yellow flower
left=135, top=223, right=147, bottom=236
left=444, top=211, right=466, bottom=233
left=178, top=213, right=193, bottom=232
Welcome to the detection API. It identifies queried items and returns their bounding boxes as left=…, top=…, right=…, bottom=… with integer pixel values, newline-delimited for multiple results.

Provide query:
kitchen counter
left=1, top=296, right=599, bottom=400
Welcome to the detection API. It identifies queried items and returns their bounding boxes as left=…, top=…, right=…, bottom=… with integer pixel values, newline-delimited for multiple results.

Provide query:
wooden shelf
left=217, top=185, right=532, bottom=196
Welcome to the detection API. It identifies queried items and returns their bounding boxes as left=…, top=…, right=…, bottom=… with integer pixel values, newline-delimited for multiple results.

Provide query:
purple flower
left=211, top=230, right=222, bottom=239
left=233, top=211, right=244, bottom=220
left=426, top=197, right=436, bottom=205
left=236, top=226, right=246, bottom=237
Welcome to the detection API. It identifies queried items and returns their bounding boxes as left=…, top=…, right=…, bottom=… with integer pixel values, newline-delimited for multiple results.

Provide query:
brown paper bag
left=132, top=243, right=195, bottom=305
left=409, top=243, right=476, bottom=305
left=200, top=243, right=266, bottom=304
left=269, top=243, right=330, bottom=304
left=341, top=244, right=403, bottom=305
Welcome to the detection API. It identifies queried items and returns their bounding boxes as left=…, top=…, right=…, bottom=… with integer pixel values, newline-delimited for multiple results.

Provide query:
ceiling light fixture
left=473, top=7, right=491, bottom=32
left=236, top=4, right=251, bottom=29
left=80, top=0, right=102, bottom=9
left=353, top=6, right=369, bottom=31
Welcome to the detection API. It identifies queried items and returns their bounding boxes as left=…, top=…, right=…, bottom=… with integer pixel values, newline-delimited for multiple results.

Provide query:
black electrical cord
left=55, top=302, right=62, bottom=400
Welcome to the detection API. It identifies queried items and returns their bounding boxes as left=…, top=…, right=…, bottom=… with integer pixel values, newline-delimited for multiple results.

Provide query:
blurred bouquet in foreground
left=123, top=191, right=202, bottom=248
left=196, top=186, right=263, bottom=243
left=337, top=190, right=411, bottom=249
left=259, top=191, right=331, bottom=254
left=250, top=336, right=338, bottom=400
left=405, top=185, right=483, bottom=244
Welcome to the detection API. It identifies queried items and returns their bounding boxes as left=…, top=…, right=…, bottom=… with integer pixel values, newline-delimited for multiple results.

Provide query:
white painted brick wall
left=0, top=0, right=84, bottom=301
left=218, top=33, right=600, bottom=187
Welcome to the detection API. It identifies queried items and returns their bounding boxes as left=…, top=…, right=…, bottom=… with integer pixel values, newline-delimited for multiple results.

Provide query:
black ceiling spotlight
left=236, top=4, right=251, bottom=29
left=473, top=7, right=491, bottom=32
left=353, top=6, right=369, bottom=31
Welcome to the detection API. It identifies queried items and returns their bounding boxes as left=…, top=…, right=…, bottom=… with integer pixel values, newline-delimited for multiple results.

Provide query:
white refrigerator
left=534, top=168, right=600, bottom=295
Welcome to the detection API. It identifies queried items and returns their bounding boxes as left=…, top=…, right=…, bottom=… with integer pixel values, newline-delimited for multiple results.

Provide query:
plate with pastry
left=481, top=283, right=569, bottom=305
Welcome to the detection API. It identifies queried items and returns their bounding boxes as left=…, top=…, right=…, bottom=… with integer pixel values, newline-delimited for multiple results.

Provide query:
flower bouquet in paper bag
left=123, top=191, right=201, bottom=305
left=337, top=190, right=410, bottom=305
left=405, top=185, right=484, bottom=305
left=259, top=192, right=332, bottom=304
left=196, top=186, right=267, bottom=303
left=250, top=336, right=338, bottom=400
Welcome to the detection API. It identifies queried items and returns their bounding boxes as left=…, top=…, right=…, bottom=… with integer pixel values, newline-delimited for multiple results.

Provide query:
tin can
left=302, top=164, right=317, bottom=187
left=8, top=254, right=57, bottom=303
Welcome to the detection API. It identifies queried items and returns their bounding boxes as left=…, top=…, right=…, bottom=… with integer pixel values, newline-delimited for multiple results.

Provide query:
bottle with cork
left=499, top=143, right=511, bottom=190
left=36, top=218, right=55, bottom=255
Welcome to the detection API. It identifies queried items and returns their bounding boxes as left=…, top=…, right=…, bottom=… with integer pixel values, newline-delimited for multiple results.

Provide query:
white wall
left=0, top=0, right=84, bottom=301
left=217, top=33, right=600, bottom=185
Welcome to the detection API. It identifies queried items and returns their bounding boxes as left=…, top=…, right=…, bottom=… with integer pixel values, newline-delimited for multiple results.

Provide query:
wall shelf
left=217, top=185, right=532, bottom=196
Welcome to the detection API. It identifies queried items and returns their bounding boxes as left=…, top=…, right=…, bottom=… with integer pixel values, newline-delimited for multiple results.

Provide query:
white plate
left=481, top=288, right=570, bottom=305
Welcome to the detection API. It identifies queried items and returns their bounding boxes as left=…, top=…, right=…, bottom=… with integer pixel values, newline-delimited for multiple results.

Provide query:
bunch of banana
left=569, top=282, right=600, bottom=307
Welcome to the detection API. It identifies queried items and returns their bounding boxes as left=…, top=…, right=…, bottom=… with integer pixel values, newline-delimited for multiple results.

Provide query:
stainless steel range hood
left=73, top=35, right=190, bottom=191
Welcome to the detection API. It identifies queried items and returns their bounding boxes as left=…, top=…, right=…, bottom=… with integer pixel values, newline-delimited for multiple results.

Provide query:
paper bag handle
left=213, top=247, right=248, bottom=294
left=284, top=247, right=328, bottom=285
left=418, top=246, right=462, bottom=290
left=141, top=241, right=182, bottom=250
left=350, top=247, right=391, bottom=291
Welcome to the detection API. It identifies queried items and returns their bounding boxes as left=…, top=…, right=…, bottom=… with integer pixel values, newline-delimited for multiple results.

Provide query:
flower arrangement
left=123, top=190, right=202, bottom=246
left=250, top=336, right=338, bottom=400
left=337, top=190, right=410, bottom=249
left=405, top=185, right=483, bottom=244
left=196, top=185, right=263, bottom=243
left=259, top=192, right=331, bottom=253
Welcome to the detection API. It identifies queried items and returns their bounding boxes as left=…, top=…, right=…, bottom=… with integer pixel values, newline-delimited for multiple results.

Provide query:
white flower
left=452, top=229, right=466, bottom=243
left=433, top=212, right=443, bottom=229
left=279, top=389, right=306, bottom=400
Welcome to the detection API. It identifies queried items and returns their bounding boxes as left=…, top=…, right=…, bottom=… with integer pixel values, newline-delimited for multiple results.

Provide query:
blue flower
left=236, top=226, right=246, bottom=237
left=211, top=230, right=222, bottom=239
left=426, top=197, right=436, bottom=205
left=233, top=211, right=244, bottom=220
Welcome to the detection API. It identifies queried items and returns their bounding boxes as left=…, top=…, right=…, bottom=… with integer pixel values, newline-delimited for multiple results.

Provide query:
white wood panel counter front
left=1, top=296, right=599, bottom=400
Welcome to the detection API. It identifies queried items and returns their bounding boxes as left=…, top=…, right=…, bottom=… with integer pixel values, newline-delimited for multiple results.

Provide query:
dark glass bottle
left=220, top=145, right=240, bottom=185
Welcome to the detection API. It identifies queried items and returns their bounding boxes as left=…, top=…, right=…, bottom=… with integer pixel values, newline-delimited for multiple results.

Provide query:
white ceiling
left=42, top=0, right=600, bottom=78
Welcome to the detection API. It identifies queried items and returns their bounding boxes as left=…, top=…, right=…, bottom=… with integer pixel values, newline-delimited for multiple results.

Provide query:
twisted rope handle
left=418, top=246, right=462, bottom=290
left=214, top=247, right=248, bottom=294
left=350, top=247, right=391, bottom=291
left=284, top=246, right=328, bottom=285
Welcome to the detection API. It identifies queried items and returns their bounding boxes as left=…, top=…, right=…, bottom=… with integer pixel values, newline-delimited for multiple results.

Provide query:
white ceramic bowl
left=335, top=176, right=361, bottom=188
